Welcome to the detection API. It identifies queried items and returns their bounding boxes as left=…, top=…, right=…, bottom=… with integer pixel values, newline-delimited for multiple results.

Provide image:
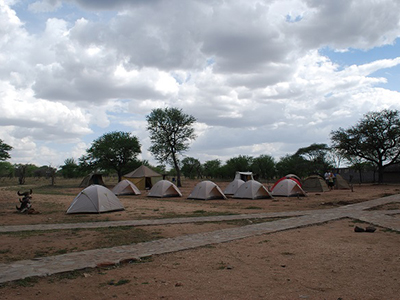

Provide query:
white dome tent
left=112, top=179, right=141, bottom=196
left=67, top=185, right=124, bottom=214
left=233, top=180, right=273, bottom=200
left=148, top=180, right=182, bottom=198
left=188, top=181, right=227, bottom=200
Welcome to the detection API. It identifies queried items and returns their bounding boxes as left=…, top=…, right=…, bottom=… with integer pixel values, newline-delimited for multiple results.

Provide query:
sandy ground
left=0, top=179, right=400, bottom=299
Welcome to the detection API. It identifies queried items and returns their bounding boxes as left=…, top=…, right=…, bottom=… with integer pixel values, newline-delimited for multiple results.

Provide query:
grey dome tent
left=271, top=178, right=306, bottom=197
left=188, top=181, right=227, bottom=200
left=233, top=180, right=273, bottom=199
left=302, top=175, right=329, bottom=192
left=79, top=173, right=105, bottom=187
left=67, top=185, right=124, bottom=214
left=112, top=179, right=141, bottom=196
left=224, top=179, right=245, bottom=195
left=148, top=180, right=182, bottom=198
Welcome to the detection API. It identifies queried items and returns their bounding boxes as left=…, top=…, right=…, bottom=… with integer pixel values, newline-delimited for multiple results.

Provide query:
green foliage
left=146, top=107, right=196, bottom=187
left=251, top=154, right=276, bottom=179
left=181, top=157, right=202, bottom=179
left=331, top=109, right=400, bottom=183
left=0, top=139, right=12, bottom=161
left=295, top=143, right=333, bottom=175
left=276, top=154, right=309, bottom=178
left=60, top=158, right=82, bottom=178
left=83, top=131, right=141, bottom=181
left=203, top=159, right=222, bottom=179
left=223, top=155, right=253, bottom=178
left=0, top=161, right=14, bottom=177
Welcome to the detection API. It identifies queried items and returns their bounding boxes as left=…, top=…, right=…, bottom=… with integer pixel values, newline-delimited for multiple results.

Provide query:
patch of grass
left=15, top=277, right=39, bottom=287
left=258, top=239, right=270, bottom=244
left=107, top=279, right=131, bottom=286
left=351, top=219, right=368, bottom=224
left=91, top=227, right=163, bottom=248
left=0, top=249, right=11, bottom=254
left=382, top=228, right=400, bottom=234
left=55, top=248, right=68, bottom=255
left=244, top=206, right=262, bottom=210
left=281, top=252, right=295, bottom=256
left=160, top=210, right=236, bottom=219
left=216, top=261, right=228, bottom=270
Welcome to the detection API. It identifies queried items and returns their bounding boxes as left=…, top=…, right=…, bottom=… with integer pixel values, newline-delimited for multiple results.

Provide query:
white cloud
left=2, top=0, right=400, bottom=168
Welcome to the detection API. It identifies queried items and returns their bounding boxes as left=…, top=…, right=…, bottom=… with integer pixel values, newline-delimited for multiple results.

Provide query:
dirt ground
left=0, top=179, right=400, bottom=299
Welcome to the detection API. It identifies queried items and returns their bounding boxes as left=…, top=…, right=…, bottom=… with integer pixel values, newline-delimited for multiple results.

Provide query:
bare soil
left=0, top=179, right=400, bottom=299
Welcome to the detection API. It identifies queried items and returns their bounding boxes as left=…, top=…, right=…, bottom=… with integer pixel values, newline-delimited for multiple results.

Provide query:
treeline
left=180, top=143, right=340, bottom=181
left=0, top=143, right=339, bottom=183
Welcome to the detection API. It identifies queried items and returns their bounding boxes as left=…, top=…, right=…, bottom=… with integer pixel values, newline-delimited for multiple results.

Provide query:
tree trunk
left=172, top=154, right=182, bottom=187
left=378, top=165, right=385, bottom=184
left=117, top=171, right=122, bottom=182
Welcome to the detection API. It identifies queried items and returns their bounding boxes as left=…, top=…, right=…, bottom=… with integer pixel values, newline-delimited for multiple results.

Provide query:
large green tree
left=295, top=143, right=333, bottom=175
left=331, top=109, right=400, bottom=183
left=60, top=158, right=82, bottom=178
left=251, top=154, right=276, bottom=179
left=0, top=139, right=12, bottom=161
left=203, top=159, right=222, bottom=179
left=223, top=155, right=253, bottom=178
left=84, top=131, right=141, bottom=182
left=181, top=157, right=202, bottom=179
left=146, top=107, right=196, bottom=187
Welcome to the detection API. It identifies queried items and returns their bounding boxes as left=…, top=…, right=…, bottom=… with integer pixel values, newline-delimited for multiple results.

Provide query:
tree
left=251, top=155, right=276, bottom=180
left=60, top=158, right=81, bottom=178
left=203, top=159, right=222, bottom=179
left=295, top=143, right=333, bottom=175
left=146, top=107, right=196, bottom=187
left=223, top=155, right=253, bottom=178
left=331, top=109, right=400, bottom=183
left=0, top=139, right=12, bottom=161
left=84, top=131, right=141, bottom=182
left=181, top=157, right=202, bottom=179
left=276, top=154, right=309, bottom=178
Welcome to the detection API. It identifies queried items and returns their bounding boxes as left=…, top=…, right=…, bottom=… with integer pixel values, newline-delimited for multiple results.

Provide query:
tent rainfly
left=112, top=179, right=141, bottom=196
left=66, top=185, right=124, bottom=214
left=123, top=165, right=162, bottom=190
left=271, top=178, right=307, bottom=197
left=148, top=180, right=182, bottom=198
left=233, top=180, right=273, bottom=199
left=79, top=173, right=105, bottom=187
left=224, top=179, right=245, bottom=195
left=302, top=175, right=329, bottom=192
left=234, top=171, right=254, bottom=182
left=187, top=181, right=227, bottom=200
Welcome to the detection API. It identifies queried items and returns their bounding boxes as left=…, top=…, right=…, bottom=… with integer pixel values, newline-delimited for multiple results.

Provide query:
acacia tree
left=146, top=107, right=196, bottom=187
left=331, top=109, right=400, bottom=183
left=84, top=131, right=141, bottom=182
left=295, top=143, right=333, bottom=175
left=0, top=139, right=12, bottom=161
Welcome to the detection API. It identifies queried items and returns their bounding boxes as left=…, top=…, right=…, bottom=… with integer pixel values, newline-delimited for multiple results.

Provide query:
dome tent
left=148, top=180, right=182, bottom=198
left=188, top=181, right=227, bottom=200
left=302, top=175, right=329, bottom=192
left=224, top=179, right=245, bottom=195
left=271, top=178, right=306, bottom=197
left=112, top=180, right=141, bottom=196
left=79, top=173, right=105, bottom=187
left=233, top=180, right=273, bottom=199
left=67, top=185, right=124, bottom=214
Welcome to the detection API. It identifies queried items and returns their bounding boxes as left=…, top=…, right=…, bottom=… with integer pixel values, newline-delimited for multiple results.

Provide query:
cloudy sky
left=2, top=0, right=400, bottom=169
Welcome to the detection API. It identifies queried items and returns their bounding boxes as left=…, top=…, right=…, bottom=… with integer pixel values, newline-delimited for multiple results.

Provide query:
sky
left=2, top=0, right=400, bottom=169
